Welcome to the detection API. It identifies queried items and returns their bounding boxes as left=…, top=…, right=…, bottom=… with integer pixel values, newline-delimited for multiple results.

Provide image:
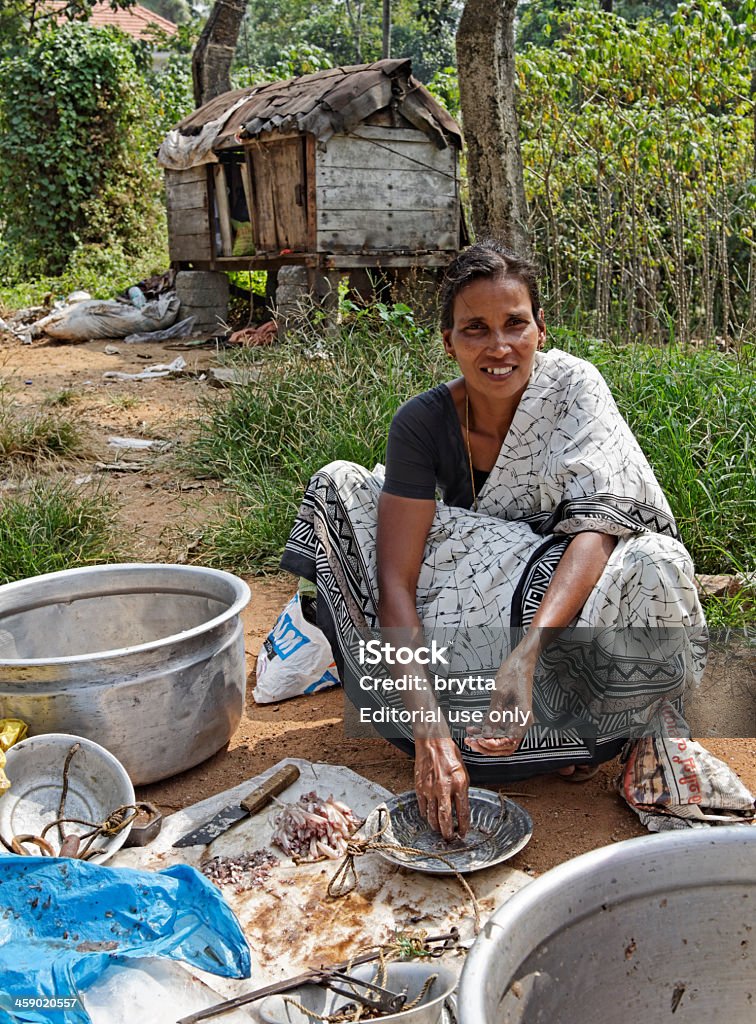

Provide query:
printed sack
left=619, top=700, right=756, bottom=831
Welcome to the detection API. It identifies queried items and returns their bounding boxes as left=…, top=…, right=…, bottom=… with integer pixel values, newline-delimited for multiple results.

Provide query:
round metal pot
left=0, top=564, right=251, bottom=784
left=458, top=827, right=756, bottom=1024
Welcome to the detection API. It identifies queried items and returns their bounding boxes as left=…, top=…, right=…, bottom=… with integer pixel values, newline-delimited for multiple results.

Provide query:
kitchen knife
left=173, top=763, right=300, bottom=847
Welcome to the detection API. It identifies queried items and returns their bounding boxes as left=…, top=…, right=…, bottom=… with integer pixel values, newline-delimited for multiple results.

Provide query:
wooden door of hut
left=247, top=136, right=310, bottom=253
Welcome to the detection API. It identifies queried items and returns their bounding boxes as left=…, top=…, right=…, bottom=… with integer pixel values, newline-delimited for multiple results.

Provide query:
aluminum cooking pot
left=458, top=827, right=756, bottom=1024
left=0, top=564, right=251, bottom=784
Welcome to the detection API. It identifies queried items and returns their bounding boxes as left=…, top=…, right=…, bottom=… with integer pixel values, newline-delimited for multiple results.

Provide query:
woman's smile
left=481, top=365, right=516, bottom=377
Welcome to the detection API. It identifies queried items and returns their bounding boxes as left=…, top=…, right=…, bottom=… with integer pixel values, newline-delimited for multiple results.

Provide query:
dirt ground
left=1, top=332, right=754, bottom=875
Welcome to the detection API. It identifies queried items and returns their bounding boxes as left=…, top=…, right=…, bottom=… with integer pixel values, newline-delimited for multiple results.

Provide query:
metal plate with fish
left=362, top=788, right=532, bottom=875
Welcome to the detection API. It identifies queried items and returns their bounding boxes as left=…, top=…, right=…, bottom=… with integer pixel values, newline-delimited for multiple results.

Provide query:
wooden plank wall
left=165, top=167, right=213, bottom=262
left=315, top=126, right=458, bottom=254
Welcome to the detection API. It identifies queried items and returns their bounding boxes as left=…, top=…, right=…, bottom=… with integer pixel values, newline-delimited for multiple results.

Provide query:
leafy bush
left=143, top=49, right=195, bottom=140
left=426, top=66, right=461, bottom=119
left=0, top=23, right=164, bottom=279
left=233, top=0, right=460, bottom=83
left=0, top=239, right=169, bottom=309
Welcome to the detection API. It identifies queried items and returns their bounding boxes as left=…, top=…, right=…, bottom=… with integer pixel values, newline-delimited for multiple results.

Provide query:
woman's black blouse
left=382, top=384, right=488, bottom=510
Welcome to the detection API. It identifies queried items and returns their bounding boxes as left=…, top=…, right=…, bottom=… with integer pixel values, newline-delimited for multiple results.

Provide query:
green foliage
left=0, top=482, right=119, bottom=585
left=0, top=23, right=164, bottom=279
left=233, top=0, right=359, bottom=74
left=0, top=239, right=168, bottom=308
left=701, top=583, right=755, bottom=630
left=426, top=66, right=461, bottom=119
left=140, top=0, right=192, bottom=25
left=234, top=0, right=460, bottom=84
left=392, top=0, right=459, bottom=81
left=143, top=49, right=195, bottom=138
left=187, top=317, right=755, bottom=589
left=187, top=310, right=439, bottom=571
left=272, top=43, right=335, bottom=78
left=43, top=389, right=80, bottom=408
left=516, top=0, right=687, bottom=48
left=0, top=0, right=137, bottom=54
left=516, top=0, right=756, bottom=341
left=228, top=270, right=269, bottom=297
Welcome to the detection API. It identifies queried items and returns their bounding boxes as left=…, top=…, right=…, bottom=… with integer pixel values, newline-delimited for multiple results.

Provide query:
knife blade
left=173, top=764, right=300, bottom=847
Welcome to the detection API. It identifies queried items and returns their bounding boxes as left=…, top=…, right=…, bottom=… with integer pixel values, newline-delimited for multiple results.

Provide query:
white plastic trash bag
left=31, top=294, right=180, bottom=342
left=255, top=594, right=340, bottom=703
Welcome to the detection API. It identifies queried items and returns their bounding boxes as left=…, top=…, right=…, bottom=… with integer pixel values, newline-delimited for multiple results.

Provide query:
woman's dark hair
left=440, top=240, right=542, bottom=330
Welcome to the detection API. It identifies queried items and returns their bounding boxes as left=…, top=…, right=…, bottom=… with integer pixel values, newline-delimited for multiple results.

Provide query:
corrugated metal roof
left=49, top=1, right=178, bottom=39
left=173, top=59, right=462, bottom=150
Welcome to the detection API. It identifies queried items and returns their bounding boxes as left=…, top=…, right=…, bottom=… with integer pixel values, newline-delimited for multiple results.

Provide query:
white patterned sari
left=282, top=350, right=707, bottom=780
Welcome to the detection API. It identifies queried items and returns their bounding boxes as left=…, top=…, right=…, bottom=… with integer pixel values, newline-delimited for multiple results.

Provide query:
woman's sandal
left=556, top=764, right=601, bottom=783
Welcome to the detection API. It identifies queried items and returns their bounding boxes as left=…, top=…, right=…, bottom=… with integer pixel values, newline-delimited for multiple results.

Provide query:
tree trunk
left=382, top=0, right=391, bottom=58
left=456, top=0, right=530, bottom=253
left=192, top=0, right=248, bottom=107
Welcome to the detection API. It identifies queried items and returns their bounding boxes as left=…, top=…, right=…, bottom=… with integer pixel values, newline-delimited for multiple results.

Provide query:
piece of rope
left=57, top=742, right=80, bottom=844
left=327, top=810, right=481, bottom=932
left=10, top=805, right=141, bottom=860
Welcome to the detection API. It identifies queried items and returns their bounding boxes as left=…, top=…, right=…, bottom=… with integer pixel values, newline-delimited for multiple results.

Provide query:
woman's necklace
left=465, top=390, right=479, bottom=512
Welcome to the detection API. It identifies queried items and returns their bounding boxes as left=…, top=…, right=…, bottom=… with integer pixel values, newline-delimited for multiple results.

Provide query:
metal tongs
left=316, top=969, right=406, bottom=1016
left=177, top=929, right=459, bottom=1024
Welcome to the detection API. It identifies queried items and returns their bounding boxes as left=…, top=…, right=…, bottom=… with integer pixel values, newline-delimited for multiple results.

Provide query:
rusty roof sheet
left=173, top=59, right=462, bottom=151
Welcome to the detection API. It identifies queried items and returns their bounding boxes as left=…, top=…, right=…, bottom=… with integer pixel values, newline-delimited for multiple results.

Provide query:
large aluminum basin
left=458, top=828, right=756, bottom=1023
left=0, top=564, right=251, bottom=784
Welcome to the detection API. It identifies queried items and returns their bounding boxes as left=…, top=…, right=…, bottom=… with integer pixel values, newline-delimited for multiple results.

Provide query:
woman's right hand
left=414, top=736, right=471, bottom=840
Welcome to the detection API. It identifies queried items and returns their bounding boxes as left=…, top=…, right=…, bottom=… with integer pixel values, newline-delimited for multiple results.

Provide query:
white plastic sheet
left=157, top=96, right=250, bottom=170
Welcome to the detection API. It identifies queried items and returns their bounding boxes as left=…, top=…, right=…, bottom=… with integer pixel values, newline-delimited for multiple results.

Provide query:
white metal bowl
left=0, top=733, right=135, bottom=863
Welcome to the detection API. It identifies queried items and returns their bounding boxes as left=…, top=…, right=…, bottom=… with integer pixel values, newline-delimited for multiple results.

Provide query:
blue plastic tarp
left=0, top=855, right=251, bottom=1024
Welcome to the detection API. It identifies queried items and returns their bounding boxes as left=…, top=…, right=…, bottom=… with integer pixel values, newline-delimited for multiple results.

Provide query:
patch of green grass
left=108, top=394, right=140, bottom=411
left=187, top=311, right=755, bottom=625
left=699, top=584, right=755, bottom=631
left=0, top=482, right=120, bottom=585
left=0, top=404, right=88, bottom=466
left=185, top=304, right=439, bottom=569
left=192, top=475, right=306, bottom=574
left=43, top=389, right=79, bottom=408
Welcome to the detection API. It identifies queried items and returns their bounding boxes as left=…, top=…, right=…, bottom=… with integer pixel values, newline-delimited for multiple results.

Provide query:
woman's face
left=442, top=275, right=545, bottom=403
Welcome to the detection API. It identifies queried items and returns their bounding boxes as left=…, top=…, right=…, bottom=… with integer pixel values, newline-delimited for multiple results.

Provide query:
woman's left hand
left=464, top=642, right=538, bottom=756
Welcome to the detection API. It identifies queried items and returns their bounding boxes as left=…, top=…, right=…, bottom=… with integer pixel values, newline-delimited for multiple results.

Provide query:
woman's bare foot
left=556, top=764, right=601, bottom=782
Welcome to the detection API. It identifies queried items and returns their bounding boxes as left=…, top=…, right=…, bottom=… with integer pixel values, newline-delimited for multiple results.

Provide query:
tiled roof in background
left=49, top=2, right=178, bottom=40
